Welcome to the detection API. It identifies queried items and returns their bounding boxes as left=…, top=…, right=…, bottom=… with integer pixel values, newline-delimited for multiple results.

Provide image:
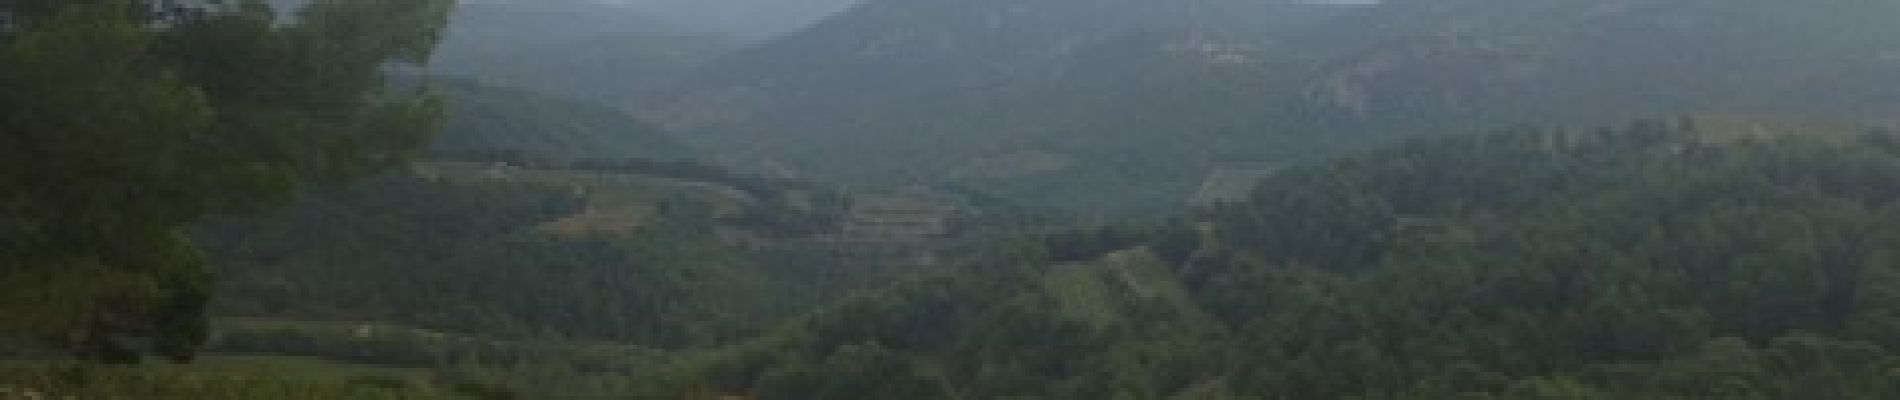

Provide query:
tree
left=0, top=0, right=453, bottom=362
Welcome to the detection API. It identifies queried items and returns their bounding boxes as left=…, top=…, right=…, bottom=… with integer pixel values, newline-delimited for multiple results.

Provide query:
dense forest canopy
left=653, top=123, right=1900, bottom=399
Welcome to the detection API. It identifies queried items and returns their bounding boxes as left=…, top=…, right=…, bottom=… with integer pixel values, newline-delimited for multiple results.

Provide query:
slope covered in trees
left=426, top=0, right=859, bottom=106
left=423, top=76, right=696, bottom=162
left=644, top=122, right=1900, bottom=399
left=643, top=0, right=1364, bottom=216
left=192, top=163, right=861, bottom=349
left=640, top=0, right=1900, bottom=217
left=1300, top=0, right=1900, bottom=120
left=434, top=32, right=737, bottom=106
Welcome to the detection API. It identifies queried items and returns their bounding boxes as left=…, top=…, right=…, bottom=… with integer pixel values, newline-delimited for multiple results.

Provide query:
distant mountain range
left=635, top=0, right=1900, bottom=216
left=613, top=0, right=864, bottom=40
left=635, top=0, right=1365, bottom=215
left=404, top=0, right=1900, bottom=216
left=446, top=0, right=859, bottom=39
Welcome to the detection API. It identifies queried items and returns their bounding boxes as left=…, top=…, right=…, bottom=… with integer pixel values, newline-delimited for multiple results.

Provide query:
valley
left=6, top=0, right=1900, bottom=399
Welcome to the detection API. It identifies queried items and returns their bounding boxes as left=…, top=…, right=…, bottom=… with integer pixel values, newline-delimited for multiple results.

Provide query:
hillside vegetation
left=644, top=122, right=1900, bottom=399
left=193, top=162, right=862, bottom=349
left=643, top=0, right=1900, bottom=216
left=425, top=77, right=695, bottom=162
left=14, top=1, right=1900, bottom=399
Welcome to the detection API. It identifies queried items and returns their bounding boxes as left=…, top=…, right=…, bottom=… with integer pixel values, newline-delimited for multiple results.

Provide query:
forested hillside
left=643, top=0, right=1364, bottom=216
left=424, top=76, right=696, bottom=162
left=435, top=32, right=736, bottom=106
left=642, top=0, right=1900, bottom=217
left=427, top=0, right=858, bottom=106
left=644, top=122, right=1900, bottom=399
left=14, top=0, right=1900, bottom=399
left=1301, top=0, right=1900, bottom=120
left=193, top=163, right=860, bottom=348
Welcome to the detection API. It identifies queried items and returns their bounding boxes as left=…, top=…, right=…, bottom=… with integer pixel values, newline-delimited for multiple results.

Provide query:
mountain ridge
left=632, top=0, right=1900, bottom=217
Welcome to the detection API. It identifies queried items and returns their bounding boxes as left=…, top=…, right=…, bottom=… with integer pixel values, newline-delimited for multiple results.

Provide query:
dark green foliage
left=1200, top=124, right=1900, bottom=399
left=752, top=342, right=949, bottom=400
left=1, top=0, right=451, bottom=363
left=192, top=161, right=909, bottom=352
left=195, top=174, right=775, bottom=347
left=656, top=124, right=1900, bottom=399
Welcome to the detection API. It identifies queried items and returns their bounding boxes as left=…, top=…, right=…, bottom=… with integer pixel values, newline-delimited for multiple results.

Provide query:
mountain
left=642, top=0, right=1364, bottom=216
left=432, top=1, right=685, bottom=56
left=428, top=1, right=743, bottom=105
left=640, top=121, right=1900, bottom=399
left=425, top=0, right=866, bottom=105
left=640, top=0, right=1900, bottom=217
left=425, top=76, right=695, bottom=162
left=1302, top=0, right=1900, bottom=120
left=617, top=0, right=865, bottom=40
left=436, top=32, right=737, bottom=106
